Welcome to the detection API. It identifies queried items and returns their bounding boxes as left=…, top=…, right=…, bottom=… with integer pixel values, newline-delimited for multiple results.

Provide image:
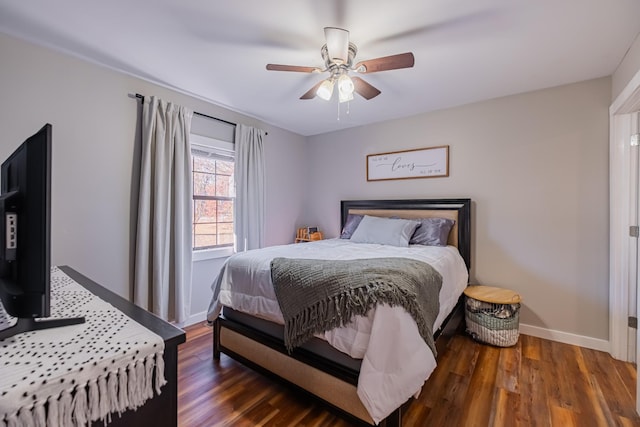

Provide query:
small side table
left=295, top=228, right=323, bottom=243
left=463, top=285, right=521, bottom=347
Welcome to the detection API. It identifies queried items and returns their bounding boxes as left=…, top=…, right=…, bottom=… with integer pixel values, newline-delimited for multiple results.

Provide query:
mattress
left=207, top=238, right=469, bottom=423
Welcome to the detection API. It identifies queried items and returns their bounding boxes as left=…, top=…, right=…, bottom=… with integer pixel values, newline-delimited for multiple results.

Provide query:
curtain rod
left=134, top=93, right=237, bottom=128
left=133, top=93, right=268, bottom=135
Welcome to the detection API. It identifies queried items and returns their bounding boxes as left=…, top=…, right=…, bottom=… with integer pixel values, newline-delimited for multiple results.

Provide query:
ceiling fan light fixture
left=316, top=79, right=334, bottom=101
left=324, top=27, right=349, bottom=63
left=338, top=74, right=355, bottom=96
left=338, top=88, right=354, bottom=104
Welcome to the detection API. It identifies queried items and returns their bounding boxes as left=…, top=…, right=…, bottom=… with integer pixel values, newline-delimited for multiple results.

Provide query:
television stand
left=0, top=315, right=85, bottom=340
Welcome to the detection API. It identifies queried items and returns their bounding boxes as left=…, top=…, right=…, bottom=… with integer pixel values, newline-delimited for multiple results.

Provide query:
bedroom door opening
left=633, top=111, right=640, bottom=416
left=631, top=111, right=639, bottom=364
left=609, top=68, right=640, bottom=415
left=610, top=108, right=640, bottom=364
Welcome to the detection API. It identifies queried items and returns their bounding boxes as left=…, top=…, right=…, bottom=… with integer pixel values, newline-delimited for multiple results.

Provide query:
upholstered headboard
left=340, top=199, right=471, bottom=269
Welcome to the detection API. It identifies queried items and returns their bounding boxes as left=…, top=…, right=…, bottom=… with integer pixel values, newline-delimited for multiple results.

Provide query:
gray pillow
left=410, top=218, right=455, bottom=246
left=350, top=215, right=420, bottom=247
left=340, top=214, right=364, bottom=239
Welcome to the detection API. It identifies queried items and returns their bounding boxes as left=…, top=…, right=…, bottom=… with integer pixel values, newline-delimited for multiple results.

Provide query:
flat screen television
left=0, top=124, right=84, bottom=340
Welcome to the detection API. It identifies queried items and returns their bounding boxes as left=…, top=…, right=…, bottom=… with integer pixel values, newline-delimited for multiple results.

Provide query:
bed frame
left=213, top=199, right=471, bottom=426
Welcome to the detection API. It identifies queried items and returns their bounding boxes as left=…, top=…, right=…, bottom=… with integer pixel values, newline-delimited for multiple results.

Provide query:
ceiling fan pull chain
left=337, top=101, right=340, bottom=121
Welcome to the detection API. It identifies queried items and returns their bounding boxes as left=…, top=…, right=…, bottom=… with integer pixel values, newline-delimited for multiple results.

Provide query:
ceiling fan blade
left=266, top=64, right=321, bottom=73
left=300, top=81, right=324, bottom=100
left=353, top=52, right=415, bottom=73
left=352, top=77, right=381, bottom=100
left=324, top=27, right=350, bottom=62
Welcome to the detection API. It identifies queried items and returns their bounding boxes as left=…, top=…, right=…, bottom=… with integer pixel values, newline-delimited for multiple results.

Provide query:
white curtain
left=234, top=124, right=266, bottom=252
left=134, top=96, right=193, bottom=323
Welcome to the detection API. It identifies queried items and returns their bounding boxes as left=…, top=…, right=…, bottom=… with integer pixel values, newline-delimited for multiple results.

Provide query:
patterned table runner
left=0, top=267, right=166, bottom=427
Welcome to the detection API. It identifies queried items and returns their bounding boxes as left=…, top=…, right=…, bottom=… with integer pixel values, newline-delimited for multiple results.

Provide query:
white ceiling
left=1, top=0, right=639, bottom=136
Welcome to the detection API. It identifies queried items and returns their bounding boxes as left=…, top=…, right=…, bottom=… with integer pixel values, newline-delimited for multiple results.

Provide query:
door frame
left=610, top=68, right=640, bottom=363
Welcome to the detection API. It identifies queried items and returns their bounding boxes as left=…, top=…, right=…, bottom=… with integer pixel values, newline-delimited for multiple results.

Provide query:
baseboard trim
left=519, top=323, right=610, bottom=353
left=175, top=311, right=208, bottom=329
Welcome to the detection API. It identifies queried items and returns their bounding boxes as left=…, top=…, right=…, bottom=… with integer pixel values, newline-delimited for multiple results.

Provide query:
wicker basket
left=463, top=286, right=521, bottom=347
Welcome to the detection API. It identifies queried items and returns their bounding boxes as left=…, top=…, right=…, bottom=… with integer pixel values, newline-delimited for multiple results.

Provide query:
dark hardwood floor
left=177, top=322, right=640, bottom=426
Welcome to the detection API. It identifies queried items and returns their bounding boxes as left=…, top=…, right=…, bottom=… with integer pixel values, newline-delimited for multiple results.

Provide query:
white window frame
left=191, top=134, right=235, bottom=261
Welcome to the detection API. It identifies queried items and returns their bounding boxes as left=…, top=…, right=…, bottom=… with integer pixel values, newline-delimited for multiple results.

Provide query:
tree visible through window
left=192, top=149, right=234, bottom=250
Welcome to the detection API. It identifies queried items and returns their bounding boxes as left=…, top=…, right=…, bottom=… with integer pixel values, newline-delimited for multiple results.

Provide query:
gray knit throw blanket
left=270, top=257, right=442, bottom=356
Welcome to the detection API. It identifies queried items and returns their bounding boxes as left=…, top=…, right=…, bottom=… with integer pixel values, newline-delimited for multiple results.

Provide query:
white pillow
left=349, top=215, right=420, bottom=247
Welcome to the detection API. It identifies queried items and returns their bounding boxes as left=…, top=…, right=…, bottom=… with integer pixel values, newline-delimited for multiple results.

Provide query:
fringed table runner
left=0, top=267, right=166, bottom=427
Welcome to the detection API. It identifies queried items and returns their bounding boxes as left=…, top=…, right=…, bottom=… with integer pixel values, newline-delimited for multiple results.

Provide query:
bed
left=207, top=199, right=471, bottom=426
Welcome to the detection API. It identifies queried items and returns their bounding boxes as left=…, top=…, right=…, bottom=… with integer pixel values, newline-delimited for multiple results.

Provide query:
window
left=191, top=136, right=235, bottom=252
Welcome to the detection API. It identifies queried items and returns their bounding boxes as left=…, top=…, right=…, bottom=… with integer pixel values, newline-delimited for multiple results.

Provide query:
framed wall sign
left=366, top=145, right=449, bottom=181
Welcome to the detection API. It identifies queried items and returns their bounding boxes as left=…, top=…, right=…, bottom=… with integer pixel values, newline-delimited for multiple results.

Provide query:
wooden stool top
left=463, top=285, right=521, bottom=304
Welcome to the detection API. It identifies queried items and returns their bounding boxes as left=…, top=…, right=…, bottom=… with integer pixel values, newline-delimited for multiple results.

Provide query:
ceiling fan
left=266, top=27, right=415, bottom=103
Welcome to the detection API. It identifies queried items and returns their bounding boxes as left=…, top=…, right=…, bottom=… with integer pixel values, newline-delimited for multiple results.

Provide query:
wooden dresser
left=58, top=266, right=186, bottom=427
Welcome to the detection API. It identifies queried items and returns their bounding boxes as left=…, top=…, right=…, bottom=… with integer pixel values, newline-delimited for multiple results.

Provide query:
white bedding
left=206, top=239, right=468, bottom=423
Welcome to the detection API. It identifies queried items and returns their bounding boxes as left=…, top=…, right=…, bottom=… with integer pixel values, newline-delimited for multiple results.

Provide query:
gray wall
left=305, top=78, right=611, bottom=340
left=0, top=33, right=307, bottom=318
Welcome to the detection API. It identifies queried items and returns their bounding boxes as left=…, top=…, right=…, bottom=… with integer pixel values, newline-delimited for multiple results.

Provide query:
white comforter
left=206, top=239, right=468, bottom=424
